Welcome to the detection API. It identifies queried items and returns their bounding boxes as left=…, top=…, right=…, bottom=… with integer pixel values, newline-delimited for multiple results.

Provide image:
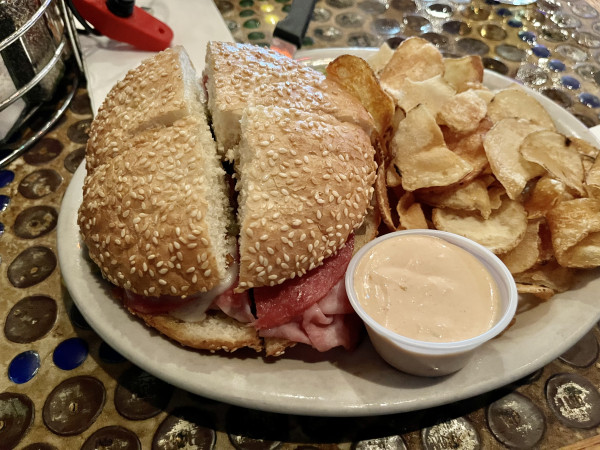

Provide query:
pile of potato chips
left=327, top=37, right=600, bottom=300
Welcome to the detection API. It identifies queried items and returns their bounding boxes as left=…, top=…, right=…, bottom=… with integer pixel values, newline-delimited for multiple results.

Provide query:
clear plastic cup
left=345, top=229, right=518, bottom=377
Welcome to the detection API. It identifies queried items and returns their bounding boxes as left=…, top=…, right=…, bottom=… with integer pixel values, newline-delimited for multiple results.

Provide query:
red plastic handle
left=72, top=0, right=173, bottom=51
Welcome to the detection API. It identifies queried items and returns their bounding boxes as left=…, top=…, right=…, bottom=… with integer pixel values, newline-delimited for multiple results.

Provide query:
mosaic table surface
left=3, top=0, right=600, bottom=448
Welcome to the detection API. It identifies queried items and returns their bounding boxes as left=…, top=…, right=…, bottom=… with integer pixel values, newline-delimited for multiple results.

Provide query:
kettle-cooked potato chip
left=523, top=176, right=574, bottom=220
left=516, top=283, right=555, bottom=300
left=379, top=37, right=444, bottom=92
left=437, top=90, right=488, bottom=134
left=514, top=259, right=575, bottom=293
left=386, top=75, right=455, bottom=117
left=367, top=43, right=394, bottom=75
left=327, top=54, right=395, bottom=140
left=557, top=232, right=600, bottom=269
left=432, top=198, right=528, bottom=254
left=417, top=178, right=493, bottom=219
left=397, top=192, right=428, bottom=230
left=520, top=130, right=586, bottom=196
left=499, top=220, right=542, bottom=274
left=443, top=117, right=493, bottom=184
left=487, top=87, right=556, bottom=130
left=392, top=105, right=473, bottom=191
left=483, top=118, right=546, bottom=200
left=585, top=153, right=600, bottom=198
left=546, top=198, right=600, bottom=268
left=570, top=136, right=600, bottom=160
left=375, top=162, right=397, bottom=231
left=443, top=55, right=484, bottom=93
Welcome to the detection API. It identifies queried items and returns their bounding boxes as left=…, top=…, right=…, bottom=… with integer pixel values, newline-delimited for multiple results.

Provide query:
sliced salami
left=254, top=236, right=354, bottom=329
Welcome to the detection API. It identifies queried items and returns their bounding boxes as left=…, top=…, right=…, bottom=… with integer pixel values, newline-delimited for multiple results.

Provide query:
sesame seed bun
left=204, top=41, right=376, bottom=158
left=236, top=106, right=377, bottom=290
left=78, top=115, right=234, bottom=297
left=78, top=47, right=235, bottom=299
left=86, top=46, right=204, bottom=172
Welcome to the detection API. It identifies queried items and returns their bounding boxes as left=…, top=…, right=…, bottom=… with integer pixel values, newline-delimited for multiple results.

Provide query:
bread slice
left=131, top=310, right=263, bottom=352
left=235, top=106, right=377, bottom=291
left=204, top=41, right=375, bottom=158
left=86, top=46, right=206, bottom=172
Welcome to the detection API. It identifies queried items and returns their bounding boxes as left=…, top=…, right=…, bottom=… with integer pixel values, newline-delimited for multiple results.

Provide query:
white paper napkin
left=77, top=0, right=233, bottom=115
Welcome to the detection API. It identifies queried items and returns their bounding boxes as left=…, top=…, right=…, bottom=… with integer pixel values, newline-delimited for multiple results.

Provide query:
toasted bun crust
left=131, top=310, right=263, bottom=352
left=204, top=41, right=375, bottom=155
left=236, top=106, right=377, bottom=290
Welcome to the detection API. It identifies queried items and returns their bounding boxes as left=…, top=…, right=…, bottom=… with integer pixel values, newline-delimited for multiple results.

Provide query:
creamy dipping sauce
left=353, top=235, right=500, bottom=343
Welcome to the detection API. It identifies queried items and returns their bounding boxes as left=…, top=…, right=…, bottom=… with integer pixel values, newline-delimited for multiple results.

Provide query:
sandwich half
left=78, top=47, right=261, bottom=352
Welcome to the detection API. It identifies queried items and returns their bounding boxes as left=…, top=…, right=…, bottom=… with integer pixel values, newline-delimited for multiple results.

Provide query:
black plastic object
left=272, top=0, right=317, bottom=49
left=106, top=0, right=135, bottom=18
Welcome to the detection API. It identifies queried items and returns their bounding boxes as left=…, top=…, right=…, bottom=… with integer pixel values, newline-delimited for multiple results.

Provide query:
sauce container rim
left=345, top=229, right=518, bottom=354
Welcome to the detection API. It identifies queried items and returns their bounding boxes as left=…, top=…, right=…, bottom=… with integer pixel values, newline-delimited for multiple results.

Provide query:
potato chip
left=516, top=283, right=555, bottom=300
left=471, top=88, right=494, bottom=105
left=375, top=162, right=397, bottom=231
left=437, top=90, right=488, bottom=134
left=391, top=104, right=473, bottom=191
left=432, top=198, right=528, bottom=254
left=354, top=201, right=381, bottom=254
left=523, top=176, right=574, bottom=220
left=483, top=118, right=546, bottom=200
left=443, top=117, right=493, bottom=184
left=327, top=55, right=395, bottom=140
left=514, top=259, right=575, bottom=293
left=397, top=192, right=428, bottom=230
left=499, top=220, right=541, bottom=274
left=573, top=137, right=599, bottom=182
left=546, top=198, right=600, bottom=268
left=520, top=130, right=586, bottom=196
left=536, top=225, right=553, bottom=266
left=367, top=42, right=394, bottom=75
left=379, top=37, right=444, bottom=92
left=488, top=185, right=505, bottom=210
left=570, top=135, right=600, bottom=160
left=585, top=153, right=600, bottom=198
left=558, top=232, right=600, bottom=269
left=417, top=178, right=492, bottom=219
left=387, top=75, right=455, bottom=117
left=443, top=55, right=484, bottom=93
left=386, top=164, right=402, bottom=187
left=487, top=87, right=556, bottom=130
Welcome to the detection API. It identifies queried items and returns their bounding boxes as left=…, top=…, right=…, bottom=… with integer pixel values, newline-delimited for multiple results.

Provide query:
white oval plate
left=58, top=48, right=600, bottom=417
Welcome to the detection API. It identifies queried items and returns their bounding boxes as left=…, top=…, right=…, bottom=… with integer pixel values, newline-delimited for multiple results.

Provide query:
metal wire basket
left=0, top=0, right=82, bottom=168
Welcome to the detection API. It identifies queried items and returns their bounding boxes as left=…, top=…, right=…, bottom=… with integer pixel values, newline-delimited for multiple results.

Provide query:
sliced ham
left=212, top=283, right=254, bottom=323
left=253, top=236, right=354, bottom=329
left=258, top=277, right=363, bottom=351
